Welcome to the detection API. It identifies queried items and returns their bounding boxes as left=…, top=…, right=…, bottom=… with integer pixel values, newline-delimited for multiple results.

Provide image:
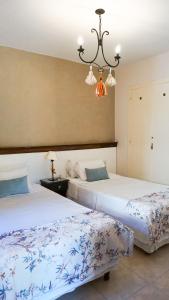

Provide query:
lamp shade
left=105, top=68, right=117, bottom=87
left=85, top=66, right=97, bottom=86
left=105, top=73, right=117, bottom=87
left=96, top=73, right=107, bottom=97
left=45, top=151, right=57, bottom=161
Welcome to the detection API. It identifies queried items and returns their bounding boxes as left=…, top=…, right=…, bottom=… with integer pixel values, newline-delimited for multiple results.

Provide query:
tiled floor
left=59, top=245, right=169, bottom=300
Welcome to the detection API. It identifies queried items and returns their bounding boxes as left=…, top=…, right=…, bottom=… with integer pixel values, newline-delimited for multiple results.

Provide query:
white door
left=128, top=86, right=152, bottom=180
left=128, top=81, right=169, bottom=185
left=150, top=81, right=169, bottom=184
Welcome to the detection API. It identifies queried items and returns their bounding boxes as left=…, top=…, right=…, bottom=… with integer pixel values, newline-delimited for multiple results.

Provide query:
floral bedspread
left=127, top=189, right=169, bottom=244
left=0, top=210, right=133, bottom=300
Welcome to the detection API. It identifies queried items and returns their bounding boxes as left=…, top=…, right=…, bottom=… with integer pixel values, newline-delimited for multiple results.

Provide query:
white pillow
left=65, top=160, right=73, bottom=178
left=65, top=160, right=79, bottom=178
left=0, top=167, right=28, bottom=180
left=76, top=160, right=105, bottom=181
left=0, top=164, right=31, bottom=192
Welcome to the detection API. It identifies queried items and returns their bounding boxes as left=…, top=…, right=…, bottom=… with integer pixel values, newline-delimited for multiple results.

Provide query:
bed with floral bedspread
left=126, top=189, right=169, bottom=251
left=0, top=210, right=133, bottom=300
left=68, top=174, right=169, bottom=253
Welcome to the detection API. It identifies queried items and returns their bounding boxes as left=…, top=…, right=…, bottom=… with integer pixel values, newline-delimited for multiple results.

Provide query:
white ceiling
left=0, top=0, right=169, bottom=65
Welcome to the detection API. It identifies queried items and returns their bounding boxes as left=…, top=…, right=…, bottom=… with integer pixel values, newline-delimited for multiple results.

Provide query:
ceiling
left=0, top=0, right=169, bottom=65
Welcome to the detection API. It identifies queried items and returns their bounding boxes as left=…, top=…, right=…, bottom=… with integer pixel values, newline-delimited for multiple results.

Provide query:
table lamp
left=45, top=151, right=57, bottom=181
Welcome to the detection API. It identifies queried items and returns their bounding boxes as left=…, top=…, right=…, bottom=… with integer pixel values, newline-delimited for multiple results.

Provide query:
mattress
left=0, top=184, right=133, bottom=300
left=68, top=173, right=169, bottom=253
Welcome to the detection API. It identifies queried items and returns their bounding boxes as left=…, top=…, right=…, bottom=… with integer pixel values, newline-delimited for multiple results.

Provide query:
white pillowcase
left=65, top=160, right=73, bottom=178
left=0, top=164, right=31, bottom=191
left=75, top=160, right=105, bottom=181
left=0, top=167, right=28, bottom=180
left=65, top=160, right=80, bottom=178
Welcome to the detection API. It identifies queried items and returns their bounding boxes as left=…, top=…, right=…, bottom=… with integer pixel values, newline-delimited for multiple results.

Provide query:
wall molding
left=0, top=142, right=118, bottom=155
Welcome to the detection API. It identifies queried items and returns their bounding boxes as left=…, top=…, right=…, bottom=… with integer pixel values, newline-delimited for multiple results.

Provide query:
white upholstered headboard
left=0, top=147, right=116, bottom=183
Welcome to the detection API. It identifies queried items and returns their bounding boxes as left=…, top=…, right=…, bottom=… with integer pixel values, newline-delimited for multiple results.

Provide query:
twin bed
left=68, top=173, right=169, bottom=253
left=0, top=183, right=133, bottom=300
left=1, top=156, right=169, bottom=300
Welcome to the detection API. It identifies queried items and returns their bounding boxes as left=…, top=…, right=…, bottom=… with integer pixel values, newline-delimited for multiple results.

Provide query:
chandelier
left=77, top=8, right=121, bottom=97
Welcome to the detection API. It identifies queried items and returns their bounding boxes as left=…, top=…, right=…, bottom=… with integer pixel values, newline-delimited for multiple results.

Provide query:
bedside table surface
left=40, top=178, right=69, bottom=184
left=40, top=178, right=69, bottom=197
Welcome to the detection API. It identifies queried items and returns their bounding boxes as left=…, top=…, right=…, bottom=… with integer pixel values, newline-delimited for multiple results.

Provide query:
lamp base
left=48, top=178, right=57, bottom=182
left=48, top=177, right=61, bottom=182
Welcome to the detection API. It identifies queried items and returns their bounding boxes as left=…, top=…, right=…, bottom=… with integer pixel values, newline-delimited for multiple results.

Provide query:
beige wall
left=0, top=46, right=115, bottom=147
left=115, top=50, right=169, bottom=175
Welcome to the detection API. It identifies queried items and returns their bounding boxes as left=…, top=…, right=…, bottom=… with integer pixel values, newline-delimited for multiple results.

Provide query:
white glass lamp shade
left=45, top=151, right=57, bottom=161
left=77, top=36, right=84, bottom=46
left=115, top=44, right=121, bottom=55
left=105, top=68, right=117, bottom=87
left=85, top=66, right=97, bottom=86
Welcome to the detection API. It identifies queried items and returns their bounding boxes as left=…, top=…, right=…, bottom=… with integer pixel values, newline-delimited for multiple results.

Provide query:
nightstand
left=40, top=178, right=69, bottom=197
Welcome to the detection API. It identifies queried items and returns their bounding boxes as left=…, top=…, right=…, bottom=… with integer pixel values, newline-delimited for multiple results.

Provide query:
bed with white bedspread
left=68, top=173, right=169, bottom=253
left=0, top=184, right=133, bottom=300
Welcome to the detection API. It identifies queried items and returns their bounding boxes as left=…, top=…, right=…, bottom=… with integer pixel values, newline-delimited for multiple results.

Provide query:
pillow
left=0, top=167, right=28, bottom=180
left=0, top=176, right=29, bottom=198
left=85, top=166, right=109, bottom=182
left=0, top=161, right=27, bottom=171
left=73, top=162, right=80, bottom=178
left=0, top=164, right=32, bottom=190
left=65, top=160, right=72, bottom=178
left=76, top=160, right=105, bottom=180
left=65, top=160, right=78, bottom=178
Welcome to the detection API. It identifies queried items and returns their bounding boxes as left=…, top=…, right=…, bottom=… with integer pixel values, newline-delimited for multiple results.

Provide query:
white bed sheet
left=0, top=184, right=89, bottom=235
left=68, top=173, right=169, bottom=252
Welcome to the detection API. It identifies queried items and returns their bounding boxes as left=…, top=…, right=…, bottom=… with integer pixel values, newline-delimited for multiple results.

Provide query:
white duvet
left=0, top=183, right=133, bottom=300
left=0, top=184, right=88, bottom=235
left=68, top=173, right=169, bottom=252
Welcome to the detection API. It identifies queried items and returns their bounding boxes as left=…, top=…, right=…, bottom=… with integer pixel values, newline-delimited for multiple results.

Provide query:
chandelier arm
left=101, top=31, right=120, bottom=68
left=78, top=28, right=100, bottom=64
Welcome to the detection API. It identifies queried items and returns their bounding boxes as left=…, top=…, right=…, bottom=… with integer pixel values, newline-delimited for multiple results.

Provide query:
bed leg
left=104, top=272, right=110, bottom=281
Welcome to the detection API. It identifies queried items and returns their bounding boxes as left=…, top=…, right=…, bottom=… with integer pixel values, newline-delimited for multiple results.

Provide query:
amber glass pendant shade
left=96, top=74, right=108, bottom=97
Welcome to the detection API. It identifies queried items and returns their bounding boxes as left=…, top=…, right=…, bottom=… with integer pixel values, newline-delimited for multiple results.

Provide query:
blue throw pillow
left=0, top=176, right=29, bottom=198
left=85, top=166, right=109, bottom=182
